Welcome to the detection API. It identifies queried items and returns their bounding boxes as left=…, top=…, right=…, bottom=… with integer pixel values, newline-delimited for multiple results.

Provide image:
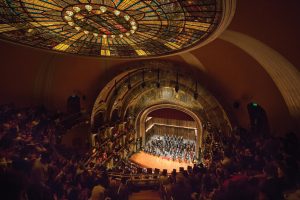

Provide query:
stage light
left=127, top=73, right=131, bottom=90
left=175, top=84, right=179, bottom=93
left=85, top=5, right=93, bottom=12
left=141, top=82, right=146, bottom=88
left=141, top=69, right=146, bottom=88
left=156, top=82, right=160, bottom=88
left=175, top=72, right=179, bottom=92
left=100, top=6, right=107, bottom=13
left=194, top=81, right=198, bottom=99
left=194, top=92, right=198, bottom=100
left=66, top=11, right=74, bottom=17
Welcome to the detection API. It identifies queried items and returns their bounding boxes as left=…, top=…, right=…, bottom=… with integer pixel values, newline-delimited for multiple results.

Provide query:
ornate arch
left=135, top=103, right=203, bottom=158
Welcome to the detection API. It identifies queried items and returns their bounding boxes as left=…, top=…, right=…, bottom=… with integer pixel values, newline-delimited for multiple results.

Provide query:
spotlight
left=114, top=80, right=118, bottom=95
left=68, top=22, right=74, bottom=26
left=175, top=84, right=179, bottom=93
left=127, top=73, right=131, bottom=89
left=194, top=81, right=198, bottom=99
left=156, top=82, right=160, bottom=88
left=175, top=72, right=179, bottom=92
left=141, top=82, right=146, bottom=88
left=66, top=11, right=74, bottom=17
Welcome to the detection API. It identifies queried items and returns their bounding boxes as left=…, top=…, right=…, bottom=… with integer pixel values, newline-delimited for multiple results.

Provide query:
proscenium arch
left=120, top=82, right=204, bottom=121
left=135, top=103, right=203, bottom=159
left=91, top=61, right=232, bottom=134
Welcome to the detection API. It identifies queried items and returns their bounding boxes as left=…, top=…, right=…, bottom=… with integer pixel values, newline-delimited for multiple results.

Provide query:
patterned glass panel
left=0, top=0, right=222, bottom=57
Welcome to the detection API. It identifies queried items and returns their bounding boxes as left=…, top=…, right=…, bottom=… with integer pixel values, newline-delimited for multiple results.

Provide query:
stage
left=129, top=151, right=192, bottom=173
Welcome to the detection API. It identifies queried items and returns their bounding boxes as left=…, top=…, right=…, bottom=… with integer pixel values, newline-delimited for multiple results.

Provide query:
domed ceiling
left=0, top=0, right=222, bottom=58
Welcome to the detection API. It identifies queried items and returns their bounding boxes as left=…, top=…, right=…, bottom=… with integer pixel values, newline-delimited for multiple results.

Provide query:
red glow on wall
left=148, top=108, right=194, bottom=121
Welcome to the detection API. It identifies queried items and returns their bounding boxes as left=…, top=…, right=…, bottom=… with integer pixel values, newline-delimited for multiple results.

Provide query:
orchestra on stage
left=143, top=134, right=196, bottom=163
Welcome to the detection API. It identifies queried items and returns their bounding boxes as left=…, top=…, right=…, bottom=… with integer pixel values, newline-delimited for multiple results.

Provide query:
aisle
left=129, top=190, right=161, bottom=200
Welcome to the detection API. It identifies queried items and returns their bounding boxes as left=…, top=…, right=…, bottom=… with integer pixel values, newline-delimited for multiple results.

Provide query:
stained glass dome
left=0, top=0, right=222, bottom=58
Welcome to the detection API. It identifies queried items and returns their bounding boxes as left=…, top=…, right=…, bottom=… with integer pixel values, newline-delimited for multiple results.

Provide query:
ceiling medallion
left=62, top=4, right=137, bottom=39
left=0, top=1, right=222, bottom=58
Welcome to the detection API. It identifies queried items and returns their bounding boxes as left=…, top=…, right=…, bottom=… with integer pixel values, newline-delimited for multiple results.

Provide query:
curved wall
left=0, top=0, right=299, bottom=134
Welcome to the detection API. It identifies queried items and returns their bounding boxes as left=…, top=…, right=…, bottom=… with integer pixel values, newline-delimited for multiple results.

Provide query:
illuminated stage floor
left=129, top=151, right=192, bottom=173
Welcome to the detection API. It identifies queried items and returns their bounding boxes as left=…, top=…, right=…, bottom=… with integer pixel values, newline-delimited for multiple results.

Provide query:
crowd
left=0, top=104, right=128, bottom=200
left=144, top=135, right=196, bottom=163
left=84, top=123, right=135, bottom=170
left=0, top=104, right=299, bottom=200
left=158, top=129, right=300, bottom=200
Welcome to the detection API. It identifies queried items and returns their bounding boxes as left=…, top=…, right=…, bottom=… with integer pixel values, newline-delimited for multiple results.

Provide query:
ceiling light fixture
left=68, top=22, right=74, bottom=26
left=114, top=10, right=121, bottom=16
left=124, top=15, right=130, bottom=21
left=64, top=16, right=72, bottom=21
left=85, top=5, right=93, bottom=12
left=73, top=6, right=80, bottom=13
left=100, top=6, right=107, bottom=13
left=66, top=11, right=74, bottom=17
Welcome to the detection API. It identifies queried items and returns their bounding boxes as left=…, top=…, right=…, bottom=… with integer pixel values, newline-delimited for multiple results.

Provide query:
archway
left=135, top=103, right=203, bottom=159
left=247, top=102, right=270, bottom=136
left=90, top=61, right=232, bottom=170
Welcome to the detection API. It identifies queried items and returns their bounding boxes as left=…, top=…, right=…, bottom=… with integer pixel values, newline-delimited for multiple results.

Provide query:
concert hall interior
left=0, top=0, right=299, bottom=200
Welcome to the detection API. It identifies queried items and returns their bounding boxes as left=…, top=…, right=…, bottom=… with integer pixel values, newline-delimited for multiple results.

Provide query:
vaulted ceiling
left=0, top=0, right=299, bottom=134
